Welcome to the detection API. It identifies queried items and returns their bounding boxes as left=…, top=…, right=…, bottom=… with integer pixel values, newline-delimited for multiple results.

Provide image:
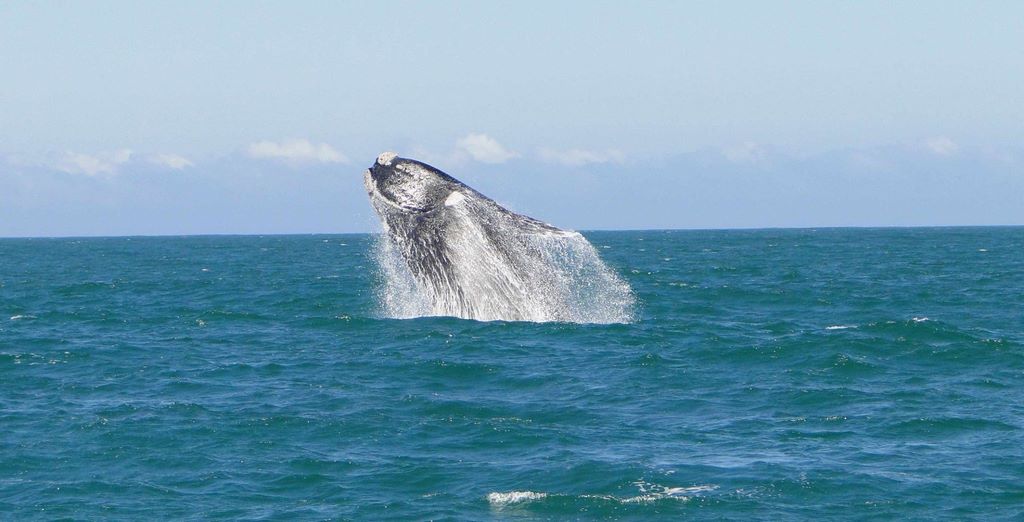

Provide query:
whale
left=364, top=152, right=633, bottom=323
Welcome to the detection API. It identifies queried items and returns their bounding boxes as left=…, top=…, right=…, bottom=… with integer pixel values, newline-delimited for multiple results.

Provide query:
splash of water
left=372, top=226, right=635, bottom=324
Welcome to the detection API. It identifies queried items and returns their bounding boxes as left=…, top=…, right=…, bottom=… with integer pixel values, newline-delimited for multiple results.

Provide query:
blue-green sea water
left=2, top=228, right=1023, bottom=520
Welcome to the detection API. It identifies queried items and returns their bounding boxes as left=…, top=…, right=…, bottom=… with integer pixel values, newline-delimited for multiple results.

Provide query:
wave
left=487, top=482, right=717, bottom=507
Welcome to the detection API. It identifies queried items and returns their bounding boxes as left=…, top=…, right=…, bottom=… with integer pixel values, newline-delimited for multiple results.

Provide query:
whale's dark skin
left=364, top=152, right=569, bottom=319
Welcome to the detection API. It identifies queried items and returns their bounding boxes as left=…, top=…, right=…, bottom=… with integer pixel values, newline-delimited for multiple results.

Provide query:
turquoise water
left=2, top=228, right=1023, bottom=520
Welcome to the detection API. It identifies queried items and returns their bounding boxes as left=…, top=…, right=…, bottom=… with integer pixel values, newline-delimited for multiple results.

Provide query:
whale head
left=364, top=152, right=467, bottom=216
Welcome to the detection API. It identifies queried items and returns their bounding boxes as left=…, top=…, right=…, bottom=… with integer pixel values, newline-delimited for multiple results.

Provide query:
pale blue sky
left=1, top=1, right=1022, bottom=236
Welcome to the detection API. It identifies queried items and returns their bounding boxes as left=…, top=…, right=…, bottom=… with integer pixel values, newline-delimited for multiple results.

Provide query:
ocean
left=2, top=227, right=1022, bottom=520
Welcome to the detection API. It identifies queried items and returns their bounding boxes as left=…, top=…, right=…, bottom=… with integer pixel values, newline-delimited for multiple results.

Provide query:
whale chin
left=365, top=153, right=635, bottom=324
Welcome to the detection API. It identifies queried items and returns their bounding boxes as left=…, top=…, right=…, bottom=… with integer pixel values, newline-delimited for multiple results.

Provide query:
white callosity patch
left=376, top=151, right=398, bottom=166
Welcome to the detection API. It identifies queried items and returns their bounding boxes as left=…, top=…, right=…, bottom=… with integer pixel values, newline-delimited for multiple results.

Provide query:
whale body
left=364, top=152, right=633, bottom=323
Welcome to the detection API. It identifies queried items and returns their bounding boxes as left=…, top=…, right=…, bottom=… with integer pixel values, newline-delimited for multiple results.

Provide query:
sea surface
left=2, top=227, right=1023, bottom=520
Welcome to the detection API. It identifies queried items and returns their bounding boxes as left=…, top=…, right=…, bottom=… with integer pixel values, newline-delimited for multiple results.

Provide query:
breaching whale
left=364, top=152, right=634, bottom=323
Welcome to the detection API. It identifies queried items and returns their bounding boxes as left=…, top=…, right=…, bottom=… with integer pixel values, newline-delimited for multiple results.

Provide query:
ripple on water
left=1, top=230, right=1023, bottom=519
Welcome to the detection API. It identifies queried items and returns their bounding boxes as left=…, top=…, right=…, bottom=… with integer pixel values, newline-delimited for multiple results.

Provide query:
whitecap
left=486, top=491, right=548, bottom=506
left=912, top=317, right=929, bottom=323
left=825, top=325, right=856, bottom=330
left=487, top=482, right=716, bottom=507
left=619, top=494, right=670, bottom=504
left=585, top=483, right=717, bottom=504
left=633, top=481, right=716, bottom=499
left=9, top=315, right=36, bottom=321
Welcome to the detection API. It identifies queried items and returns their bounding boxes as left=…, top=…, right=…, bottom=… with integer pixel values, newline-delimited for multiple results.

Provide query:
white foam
left=487, top=483, right=716, bottom=507
left=629, top=481, right=717, bottom=502
left=373, top=236, right=428, bottom=319
left=620, top=493, right=695, bottom=504
left=9, top=315, right=35, bottom=321
left=912, top=316, right=930, bottom=323
left=486, top=491, right=548, bottom=506
left=825, top=325, right=856, bottom=330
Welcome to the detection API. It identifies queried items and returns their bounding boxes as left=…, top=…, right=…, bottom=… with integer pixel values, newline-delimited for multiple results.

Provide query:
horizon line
left=2, top=223, right=1022, bottom=240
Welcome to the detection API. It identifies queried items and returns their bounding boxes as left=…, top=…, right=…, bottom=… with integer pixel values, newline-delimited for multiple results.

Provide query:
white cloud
left=722, top=142, right=767, bottom=164
left=455, top=133, right=517, bottom=164
left=539, top=147, right=625, bottom=167
left=926, top=136, right=958, bottom=156
left=247, top=139, right=348, bottom=164
left=150, top=153, right=194, bottom=170
left=56, top=149, right=133, bottom=176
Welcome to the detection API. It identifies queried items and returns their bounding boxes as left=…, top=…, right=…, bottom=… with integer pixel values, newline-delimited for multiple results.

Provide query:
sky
left=1, top=1, right=1022, bottom=236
